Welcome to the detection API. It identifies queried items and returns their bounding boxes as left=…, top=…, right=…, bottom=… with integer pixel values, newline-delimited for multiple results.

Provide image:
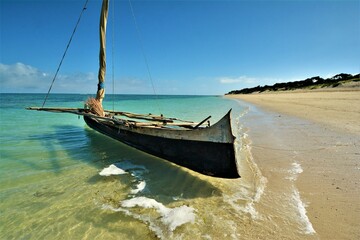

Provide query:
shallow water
left=0, top=94, right=318, bottom=239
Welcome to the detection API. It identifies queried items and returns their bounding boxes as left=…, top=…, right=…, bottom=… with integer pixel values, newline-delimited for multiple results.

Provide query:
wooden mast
left=96, top=0, right=109, bottom=104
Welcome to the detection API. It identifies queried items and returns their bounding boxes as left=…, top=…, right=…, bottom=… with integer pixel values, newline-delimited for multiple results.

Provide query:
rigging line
left=42, top=0, right=89, bottom=108
left=111, top=0, right=115, bottom=111
left=128, top=0, right=161, bottom=113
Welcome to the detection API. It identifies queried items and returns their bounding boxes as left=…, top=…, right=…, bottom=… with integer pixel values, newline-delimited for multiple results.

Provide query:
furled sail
left=96, top=0, right=109, bottom=104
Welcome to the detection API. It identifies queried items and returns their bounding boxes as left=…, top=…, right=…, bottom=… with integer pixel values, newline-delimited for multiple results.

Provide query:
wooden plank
left=26, top=107, right=125, bottom=125
left=26, top=107, right=85, bottom=112
left=26, top=106, right=209, bottom=129
left=105, top=110, right=195, bottom=123
left=193, top=116, right=211, bottom=129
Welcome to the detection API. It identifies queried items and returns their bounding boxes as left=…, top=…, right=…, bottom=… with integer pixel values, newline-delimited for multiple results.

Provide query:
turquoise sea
left=0, top=94, right=316, bottom=239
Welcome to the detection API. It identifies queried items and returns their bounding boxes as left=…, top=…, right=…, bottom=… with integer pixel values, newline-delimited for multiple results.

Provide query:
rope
left=128, top=0, right=161, bottom=113
left=42, top=0, right=89, bottom=107
left=111, top=0, right=115, bottom=111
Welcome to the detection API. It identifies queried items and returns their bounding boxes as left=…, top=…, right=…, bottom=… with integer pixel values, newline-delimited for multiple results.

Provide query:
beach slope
left=228, top=89, right=360, bottom=239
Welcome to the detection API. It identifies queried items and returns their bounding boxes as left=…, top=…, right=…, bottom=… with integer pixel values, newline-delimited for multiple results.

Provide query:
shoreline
left=229, top=89, right=360, bottom=239
left=227, top=88, right=360, bottom=134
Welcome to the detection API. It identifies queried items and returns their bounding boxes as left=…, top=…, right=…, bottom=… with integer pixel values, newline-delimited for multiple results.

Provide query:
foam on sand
left=224, top=122, right=267, bottom=221
left=286, top=160, right=315, bottom=234
left=121, top=196, right=196, bottom=231
left=99, top=164, right=127, bottom=176
left=287, top=162, right=303, bottom=181
left=292, top=189, right=316, bottom=234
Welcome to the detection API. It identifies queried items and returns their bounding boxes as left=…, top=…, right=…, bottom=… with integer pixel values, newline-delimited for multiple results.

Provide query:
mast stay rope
left=111, top=0, right=115, bottom=111
left=128, top=0, right=161, bottom=113
left=42, top=0, right=89, bottom=107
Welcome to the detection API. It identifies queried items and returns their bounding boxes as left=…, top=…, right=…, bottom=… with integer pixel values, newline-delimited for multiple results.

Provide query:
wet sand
left=228, top=89, right=360, bottom=239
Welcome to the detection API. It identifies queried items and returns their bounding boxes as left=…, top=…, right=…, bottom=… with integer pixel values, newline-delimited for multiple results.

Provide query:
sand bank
left=228, top=89, right=360, bottom=239
left=229, top=89, right=360, bottom=134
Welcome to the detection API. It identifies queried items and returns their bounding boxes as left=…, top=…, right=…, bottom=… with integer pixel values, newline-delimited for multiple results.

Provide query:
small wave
left=101, top=204, right=164, bottom=237
left=99, top=164, right=127, bottom=176
left=223, top=190, right=261, bottom=220
left=99, top=162, right=195, bottom=238
left=286, top=162, right=303, bottom=181
left=102, top=197, right=196, bottom=239
left=240, top=201, right=260, bottom=220
left=122, top=197, right=196, bottom=231
left=116, top=161, right=148, bottom=195
left=99, top=162, right=148, bottom=197
left=235, top=115, right=267, bottom=204
left=115, top=161, right=149, bottom=178
left=224, top=112, right=268, bottom=221
left=291, top=189, right=316, bottom=234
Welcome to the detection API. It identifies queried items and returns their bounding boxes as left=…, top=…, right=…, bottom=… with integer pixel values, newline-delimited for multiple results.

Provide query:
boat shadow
left=31, top=124, right=222, bottom=201
left=83, top=126, right=223, bottom=202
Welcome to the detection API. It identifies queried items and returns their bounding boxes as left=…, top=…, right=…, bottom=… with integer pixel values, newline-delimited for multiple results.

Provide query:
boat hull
left=84, top=112, right=240, bottom=178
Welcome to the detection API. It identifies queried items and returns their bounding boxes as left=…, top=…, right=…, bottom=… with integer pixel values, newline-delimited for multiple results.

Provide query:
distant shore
left=227, top=88, right=360, bottom=239
left=226, top=73, right=359, bottom=94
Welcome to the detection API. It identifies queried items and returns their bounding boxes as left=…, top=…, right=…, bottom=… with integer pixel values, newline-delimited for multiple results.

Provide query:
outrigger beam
left=26, top=107, right=210, bottom=129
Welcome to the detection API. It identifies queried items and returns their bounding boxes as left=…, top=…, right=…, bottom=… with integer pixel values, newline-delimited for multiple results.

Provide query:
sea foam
left=130, top=181, right=146, bottom=194
left=287, top=162, right=303, bottom=181
left=99, top=164, right=127, bottom=176
left=223, top=115, right=267, bottom=221
left=121, top=196, right=196, bottom=231
left=99, top=162, right=195, bottom=236
left=292, top=189, right=316, bottom=234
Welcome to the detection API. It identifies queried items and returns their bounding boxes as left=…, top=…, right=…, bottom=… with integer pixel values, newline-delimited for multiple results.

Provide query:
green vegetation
left=226, top=73, right=360, bottom=95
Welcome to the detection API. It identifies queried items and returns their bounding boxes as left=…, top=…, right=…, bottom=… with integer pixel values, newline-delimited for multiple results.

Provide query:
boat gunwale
left=87, top=109, right=235, bottom=143
left=27, top=107, right=235, bottom=143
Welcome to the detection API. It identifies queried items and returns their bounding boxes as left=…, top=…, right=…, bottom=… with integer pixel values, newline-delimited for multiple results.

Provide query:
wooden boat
left=27, top=0, right=240, bottom=179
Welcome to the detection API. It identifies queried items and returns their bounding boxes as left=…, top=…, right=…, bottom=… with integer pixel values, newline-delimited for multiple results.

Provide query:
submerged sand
left=228, top=89, right=360, bottom=239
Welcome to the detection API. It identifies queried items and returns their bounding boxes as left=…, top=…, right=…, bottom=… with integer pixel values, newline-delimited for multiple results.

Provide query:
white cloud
left=54, top=72, right=97, bottom=93
left=0, top=62, right=49, bottom=91
left=0, top=62, right=97, bottom=93
left=218, top=76, right=256, bottom=84
left=0, top=62, right=157, bottom=94
left=115, top=77, right=149, bottom=93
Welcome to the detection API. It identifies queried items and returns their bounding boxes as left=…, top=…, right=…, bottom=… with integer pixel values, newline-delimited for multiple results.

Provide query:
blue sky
left=1, top=0, right=359, bottom=95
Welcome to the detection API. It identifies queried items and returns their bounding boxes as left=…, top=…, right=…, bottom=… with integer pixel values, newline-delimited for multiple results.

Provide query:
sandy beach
left=230, top=88, right=360, bottom=134
left=228, top=89, right=360, bottom=239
